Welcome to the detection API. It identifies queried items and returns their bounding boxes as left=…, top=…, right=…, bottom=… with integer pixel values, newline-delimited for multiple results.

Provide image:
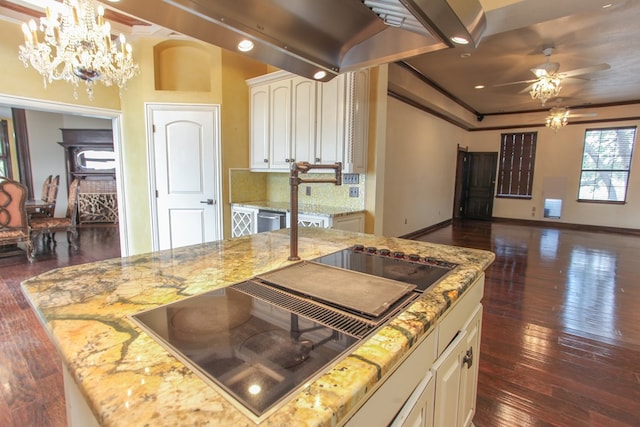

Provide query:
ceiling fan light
left=545, top=106, right=569, bottom=132
left=530, top=74, right=562, bottom=106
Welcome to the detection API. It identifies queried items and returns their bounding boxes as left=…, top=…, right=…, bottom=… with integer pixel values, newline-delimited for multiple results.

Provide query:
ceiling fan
left=544, top=100, right=597, bottom=132
left=495, top=46, right=610, bottom=106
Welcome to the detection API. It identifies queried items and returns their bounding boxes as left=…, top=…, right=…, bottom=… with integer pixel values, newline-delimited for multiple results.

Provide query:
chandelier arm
left=17, top=0, right=139, bottom=100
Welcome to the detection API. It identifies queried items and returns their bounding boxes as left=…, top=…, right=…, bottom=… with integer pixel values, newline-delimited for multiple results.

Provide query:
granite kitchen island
left=21, top=228, right=494, bottom=426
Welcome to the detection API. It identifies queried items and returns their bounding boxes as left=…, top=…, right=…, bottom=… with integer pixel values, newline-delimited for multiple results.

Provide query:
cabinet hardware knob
left=200, top=199, right=215, bottom=205
left=263, top=159, right=268, bottom=163
left=285, top=158, right=290, bottom=163
left=315, top=157, right=321, bottom=162
left=462, top=347, right=473, bottom=369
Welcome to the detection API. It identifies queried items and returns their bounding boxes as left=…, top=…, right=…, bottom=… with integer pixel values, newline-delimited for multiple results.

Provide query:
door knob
left=200, top=199, right=214, bottom=205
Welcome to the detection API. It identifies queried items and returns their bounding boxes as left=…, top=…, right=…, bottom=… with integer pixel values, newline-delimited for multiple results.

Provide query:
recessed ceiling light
left=313, top=70, right=327, bottom=80
left=602, top=3, right=613, bottom=8
left=237, top=39, right=254, bottom=52
left=460, top=52, right=471, bottom=58
left=451, top=36, right=469, bottom=45
left=474, top=85, right=485, bottom=89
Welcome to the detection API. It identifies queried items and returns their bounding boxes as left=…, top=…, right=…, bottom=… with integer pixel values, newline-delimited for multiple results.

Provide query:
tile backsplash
left=230, top=169, right=365, bottom=209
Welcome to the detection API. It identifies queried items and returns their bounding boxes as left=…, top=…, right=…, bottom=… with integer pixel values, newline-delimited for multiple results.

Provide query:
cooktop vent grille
left=233, top=280, right=382, bottom=339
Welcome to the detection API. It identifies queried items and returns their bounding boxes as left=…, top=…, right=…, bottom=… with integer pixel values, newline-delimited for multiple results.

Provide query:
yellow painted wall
left=119, top=38, right=271, bottom=253
left=220, top=50, right=269, bottom=238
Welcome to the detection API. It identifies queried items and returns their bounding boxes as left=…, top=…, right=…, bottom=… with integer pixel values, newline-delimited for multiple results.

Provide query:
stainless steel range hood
left=111, top=0, right=485, bottom=81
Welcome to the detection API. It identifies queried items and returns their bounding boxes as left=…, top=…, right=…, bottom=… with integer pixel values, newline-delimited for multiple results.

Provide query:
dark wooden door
left=463, top=152, right=498, bottom=219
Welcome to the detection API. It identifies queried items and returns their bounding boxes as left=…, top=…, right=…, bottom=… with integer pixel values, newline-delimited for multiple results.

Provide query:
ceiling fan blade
left=518, top=83, right=535, bottom=94
left=567, top=112, right=598, bottom=118
left=559, top=63, right=610, bottom=78
left=493, top=79, right=538, bottom=88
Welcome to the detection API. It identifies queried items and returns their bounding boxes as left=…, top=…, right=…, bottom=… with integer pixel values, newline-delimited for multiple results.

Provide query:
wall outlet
left=349, top=187, right=359, bottom=198
left=306, top=186, right=311, bottom=196
left=343, top=174, right=359, bottom=185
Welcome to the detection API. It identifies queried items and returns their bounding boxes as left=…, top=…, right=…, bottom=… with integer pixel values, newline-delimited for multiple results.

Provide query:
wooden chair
left=45, top=175, right=59, bottom=216
left=40, top=175, right=52, bottom=202
left=29, top=178, right=80, bottom=252
left=31, top=174, right=59, bottom=219
left=0, top=177, right=34, bottom=262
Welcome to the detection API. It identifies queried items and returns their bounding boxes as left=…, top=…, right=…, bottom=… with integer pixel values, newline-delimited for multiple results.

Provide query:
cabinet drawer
left=344, top=329, right=436, bottom=426
left=436, top=274, right=484, bottom=357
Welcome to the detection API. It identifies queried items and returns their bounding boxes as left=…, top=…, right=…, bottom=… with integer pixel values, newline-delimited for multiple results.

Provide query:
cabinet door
left=458, top=306, right=482, bottom=427
left=249, top=85, right=270, bottom=170
left=344, top=69, right=369, bottom=173
left=269, top=80, right=292, bottom=170
left=298, top=213, right=329, bottom=228
left=432, top=330, right=466, bottom=427
left=316, top=74, right=346, bottom=165
left=291, top=77, right=316, bottom=164
left=231, top=206, right=258, bottom=237
left=331, top=213, right=364, bottom=232
left=391, top=373, right=435, bottom=427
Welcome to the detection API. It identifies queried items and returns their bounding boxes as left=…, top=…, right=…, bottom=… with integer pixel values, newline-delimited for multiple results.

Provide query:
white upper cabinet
left=247, top=70, right=369, bottom=173
left=249, top=83, right=270, bottom=170
left=269, top=79, right=292, bottom=169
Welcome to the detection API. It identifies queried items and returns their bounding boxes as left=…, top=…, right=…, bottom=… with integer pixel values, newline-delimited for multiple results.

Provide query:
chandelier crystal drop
left=529, top=74, right=562, bottom=106
left=545, top=106, right=569, bottom=133
left=18, top=0, right=139, bottom=100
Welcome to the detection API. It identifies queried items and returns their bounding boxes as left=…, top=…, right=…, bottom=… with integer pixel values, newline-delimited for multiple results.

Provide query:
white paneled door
left=148, top=104, right=222, bottom=250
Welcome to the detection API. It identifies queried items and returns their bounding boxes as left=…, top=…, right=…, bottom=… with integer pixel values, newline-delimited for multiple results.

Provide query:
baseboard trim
left=490, top=217, right=640, bottom=236
left=401, top=217, right=640, bottom=240
left=400, top=219, right=452, bottom=240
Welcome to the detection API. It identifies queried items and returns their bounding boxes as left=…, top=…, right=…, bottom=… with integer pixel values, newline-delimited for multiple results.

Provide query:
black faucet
left=289, top=161, right=342, bottom=261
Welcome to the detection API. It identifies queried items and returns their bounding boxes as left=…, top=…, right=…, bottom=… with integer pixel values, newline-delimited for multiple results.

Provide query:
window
left=578, top=127, right=636, bottom=203
left=0, top=120, right=12, bottom=178
left=497, top=132, right=537, bottom=198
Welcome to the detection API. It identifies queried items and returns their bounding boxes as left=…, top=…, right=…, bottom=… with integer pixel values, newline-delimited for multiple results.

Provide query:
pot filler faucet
left=289, top=161, right=342, bottom=261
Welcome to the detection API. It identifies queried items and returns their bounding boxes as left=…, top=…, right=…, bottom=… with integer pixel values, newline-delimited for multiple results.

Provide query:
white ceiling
left=403, top=0, right=640, bottom=115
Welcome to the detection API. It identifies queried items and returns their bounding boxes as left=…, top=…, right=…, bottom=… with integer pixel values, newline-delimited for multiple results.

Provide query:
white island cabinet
left=344, top=273, right=484, bottom=427
left=294, top=212, right=365, bottom=233
left=247, top=70, right=369, bottom=173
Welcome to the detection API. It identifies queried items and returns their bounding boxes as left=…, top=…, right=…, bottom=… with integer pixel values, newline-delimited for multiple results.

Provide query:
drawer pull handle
left=463, top=347, right=473, bottom=369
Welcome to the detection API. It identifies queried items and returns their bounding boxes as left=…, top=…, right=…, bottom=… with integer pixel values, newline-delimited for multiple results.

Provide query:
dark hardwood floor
left=1, top=220, right=639, bottom=426
left=414, top=220, right=640, bottom=427
left=0, top=226, right=120, bottom=427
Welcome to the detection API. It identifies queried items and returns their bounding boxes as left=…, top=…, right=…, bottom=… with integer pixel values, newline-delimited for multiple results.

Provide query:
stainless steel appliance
left=130, top=247, right=456, bottom=422
left=111, top=0, right=486, bottom=83
left=257, top=210, right=286, bottom=232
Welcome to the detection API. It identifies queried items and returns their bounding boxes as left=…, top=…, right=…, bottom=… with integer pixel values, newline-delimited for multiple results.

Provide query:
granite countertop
left=21, top=228, right=494, bottom=426
left=232, top=200, right=364, bottom=217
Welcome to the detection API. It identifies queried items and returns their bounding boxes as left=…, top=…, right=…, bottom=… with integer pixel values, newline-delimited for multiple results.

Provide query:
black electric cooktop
left=312, top=244, right=458, bottom=292
left=130, top=245, right=456, bottom=422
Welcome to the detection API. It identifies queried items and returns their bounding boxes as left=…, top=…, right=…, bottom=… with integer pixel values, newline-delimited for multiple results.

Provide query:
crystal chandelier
left=18, top=0, right=139, bottom=100
left=529, top=74, right=562, bottom=106
left=545, top=107, right=569, bottom=133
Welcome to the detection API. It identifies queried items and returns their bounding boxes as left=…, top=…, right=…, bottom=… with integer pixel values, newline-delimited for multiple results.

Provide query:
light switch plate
left=343, top=174, right=359, bottom=185
left=349, top=187, right=359, bottom=198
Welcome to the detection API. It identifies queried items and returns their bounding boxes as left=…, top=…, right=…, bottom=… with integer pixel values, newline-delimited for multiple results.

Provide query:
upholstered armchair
left=29, top=178, right=80, bottom=252
left=0, top=177, right=34, bottom=262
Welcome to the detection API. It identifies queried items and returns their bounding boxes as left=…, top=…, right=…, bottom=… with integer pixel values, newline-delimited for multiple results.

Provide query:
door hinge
left=152, top=124, right=156, bottom=133
left=155, top=190, right=159, bottom=198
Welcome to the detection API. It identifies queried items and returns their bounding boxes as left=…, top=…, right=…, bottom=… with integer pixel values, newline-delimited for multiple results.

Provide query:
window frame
left=496, top=132, right=538, bottom=199
left=577, top=126, right=636, bottom=204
